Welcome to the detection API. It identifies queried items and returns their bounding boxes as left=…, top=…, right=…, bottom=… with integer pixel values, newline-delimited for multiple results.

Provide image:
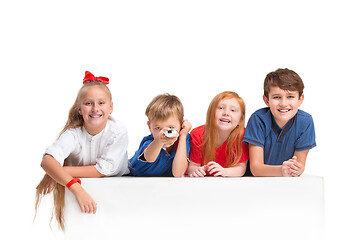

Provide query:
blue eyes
left=155, top=126, right=174, bottom=131
left=84, top=101, right=105, bottom=105
left=273, top=96, right=295, bottom=99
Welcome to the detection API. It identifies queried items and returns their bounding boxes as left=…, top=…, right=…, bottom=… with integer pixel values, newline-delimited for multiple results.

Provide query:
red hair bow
left=83, top=71, right=109, bottom=84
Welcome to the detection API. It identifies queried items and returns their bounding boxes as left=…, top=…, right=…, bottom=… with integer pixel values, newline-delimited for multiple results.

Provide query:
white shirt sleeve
left=44, top=130, right=77, bottom=166
left=94, top=120, right=130, bottom=176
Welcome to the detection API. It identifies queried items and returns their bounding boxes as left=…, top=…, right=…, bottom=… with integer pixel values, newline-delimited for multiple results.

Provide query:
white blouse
left=45, top=116, right=129, bottom=176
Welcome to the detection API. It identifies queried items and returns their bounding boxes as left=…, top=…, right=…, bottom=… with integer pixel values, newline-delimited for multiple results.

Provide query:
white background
left=1, top=0, right=359, bottom=239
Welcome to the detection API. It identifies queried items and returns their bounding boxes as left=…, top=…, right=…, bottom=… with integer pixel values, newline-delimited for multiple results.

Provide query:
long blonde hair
left=35, top=81, right=112, bottom=231
left=202, top=91, right=246, bottom=167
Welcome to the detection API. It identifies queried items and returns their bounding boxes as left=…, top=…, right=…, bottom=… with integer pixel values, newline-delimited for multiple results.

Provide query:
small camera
left=164, top=129, right=179, bottom=138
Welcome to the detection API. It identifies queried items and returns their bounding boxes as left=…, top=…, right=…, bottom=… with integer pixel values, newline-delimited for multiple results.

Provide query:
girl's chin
left=216, top=124, right=236, bottom=132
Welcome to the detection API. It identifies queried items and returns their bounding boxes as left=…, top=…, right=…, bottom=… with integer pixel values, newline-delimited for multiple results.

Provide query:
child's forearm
left=249, top=144, right=283, bottom=177
left=41, top=154, right=75, bottom=187
left=64, top=166, right=106, bottom=178
left=41, top=155, right=97, bottom=214
left=223, top=163, right=247, bottom=177
left=143, top=139, right=163, bottom=162
left=172, top=136, right=188, bottom=177
left=250, top=163, right=283, bottom=177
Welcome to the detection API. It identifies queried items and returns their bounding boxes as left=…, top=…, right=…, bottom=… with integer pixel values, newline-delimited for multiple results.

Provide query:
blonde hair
left=145, top=93, right=184, bottom=124
left=202, top=91, right=246, bottom=167
left=35, top=81, right=112, bottom=231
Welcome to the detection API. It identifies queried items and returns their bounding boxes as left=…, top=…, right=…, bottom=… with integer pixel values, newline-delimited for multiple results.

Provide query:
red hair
left=202, top=91, right=246, bottom=167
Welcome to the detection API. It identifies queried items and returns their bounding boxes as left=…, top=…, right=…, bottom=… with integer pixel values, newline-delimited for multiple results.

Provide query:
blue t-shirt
left=243, top=107, right=316, bottom=165
left=129, top=134, right=191, bottom=176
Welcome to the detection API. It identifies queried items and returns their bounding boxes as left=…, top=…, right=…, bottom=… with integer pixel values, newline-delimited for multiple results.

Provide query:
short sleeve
left=128, top=135, right=154, bottom=174
left=295, top=114, right=316, bottom=151
left=239, top=141, right=249, bottom=163
left=189, top=126, right=205, bottom=165
left=186, top=133, right=191, bottom=159
left=44, top=130, right=76, bottom=166
left=94, top=124, right=130, bottom=176
left=243, top=113, right=266, bottom=148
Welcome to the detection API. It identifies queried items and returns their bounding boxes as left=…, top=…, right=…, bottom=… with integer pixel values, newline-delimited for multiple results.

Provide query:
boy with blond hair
left=129, top=93, right=192, bottom=177
left=243, top=68, right=316, bottom=177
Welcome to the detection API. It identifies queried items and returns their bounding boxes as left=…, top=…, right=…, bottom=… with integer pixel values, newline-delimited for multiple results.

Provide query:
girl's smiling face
left=215, top=98, right=241, bottom=134
left=79, top=85, right=113, bottom=135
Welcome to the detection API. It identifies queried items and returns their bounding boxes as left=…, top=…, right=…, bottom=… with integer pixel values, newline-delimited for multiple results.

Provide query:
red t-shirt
left=189, top=125, right=249, bottom=172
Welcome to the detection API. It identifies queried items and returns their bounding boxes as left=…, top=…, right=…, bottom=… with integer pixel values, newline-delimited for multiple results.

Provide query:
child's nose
left=92, top=104, right=99, bottom=111
left=280, top=98, right=287, bottom=106
left=223, top=109, right=230, bottom=116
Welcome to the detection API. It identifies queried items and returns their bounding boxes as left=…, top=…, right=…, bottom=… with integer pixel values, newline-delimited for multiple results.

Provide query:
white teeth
left=220, top=119, right=230, bottom=123
left=90, top=115, right=102, bottom=118
left=279, top=109, right=290, bottom=112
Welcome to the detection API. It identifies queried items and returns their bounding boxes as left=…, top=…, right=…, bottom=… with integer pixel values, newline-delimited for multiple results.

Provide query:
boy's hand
left=281, top=160, right=293, bottom=177
left=179, top=119, right=192, bottom=137
left=157, top=129, right=178, bottom=147
left=288, top=156, right=304, bottom=177
left=282, top=156, right=304, bottom=177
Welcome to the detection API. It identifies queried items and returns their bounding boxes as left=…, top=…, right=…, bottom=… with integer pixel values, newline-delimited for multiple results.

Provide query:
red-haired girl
left=188, top=91, right=248, bottom=177
left=35, top=71, right=129, bottom=230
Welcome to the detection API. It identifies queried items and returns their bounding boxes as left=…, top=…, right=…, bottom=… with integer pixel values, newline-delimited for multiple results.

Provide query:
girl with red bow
left=35, top=71, right=129, bottom=230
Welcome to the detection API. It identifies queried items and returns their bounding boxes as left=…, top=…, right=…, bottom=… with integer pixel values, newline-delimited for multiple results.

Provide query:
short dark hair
left=264, top=68, right=304, bottom=99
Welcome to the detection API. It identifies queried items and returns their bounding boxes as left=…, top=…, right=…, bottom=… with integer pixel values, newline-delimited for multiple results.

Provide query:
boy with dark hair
left=243, top=68, right=316, bottom=177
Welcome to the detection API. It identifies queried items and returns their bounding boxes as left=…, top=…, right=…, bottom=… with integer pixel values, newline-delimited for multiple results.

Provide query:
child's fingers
left=293, top=161, right=303, bottom=168
left=282, top=160, right=292, bottom=167
left=290, top=164, right=300, bottom=171
left=92, top=202, right=97, bottom=214
left=190, top=170, right=201, bottom=177
left=197, top=168, right=206, bottom=176
left=290, top=168, right=300, bottom=176
left=213, top=171, right=223, bottom=177
left=80, top=204, right=85, bottom=213
left=191, top=172, right=202, bottom=177
left=88, top=203, right=94, bottom=214
left=208, top=167, right=219, bottom=175
left=206, top=161, right=220, bottom=168
left=82, top=202, right=96, bottom=214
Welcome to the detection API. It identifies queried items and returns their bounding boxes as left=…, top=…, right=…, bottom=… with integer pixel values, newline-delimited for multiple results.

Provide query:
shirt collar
left=271, top=114, right=296, bottom=142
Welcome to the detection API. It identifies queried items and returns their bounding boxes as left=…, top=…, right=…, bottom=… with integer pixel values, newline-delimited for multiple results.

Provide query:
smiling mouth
left=278, top=109, right=291, bottom=113
left=220, top=119, right=231, bottom=123
left=89, top=114, right=102, bottom=118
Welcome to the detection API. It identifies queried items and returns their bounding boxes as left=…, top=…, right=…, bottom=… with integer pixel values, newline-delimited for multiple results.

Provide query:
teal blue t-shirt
left=243, top=107, right=316, bottom=165
left=129, top=133, right=190, bottom=176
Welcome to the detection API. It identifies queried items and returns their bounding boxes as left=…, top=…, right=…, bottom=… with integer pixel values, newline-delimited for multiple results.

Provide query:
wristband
left=66, top=177, right=81, bottom=189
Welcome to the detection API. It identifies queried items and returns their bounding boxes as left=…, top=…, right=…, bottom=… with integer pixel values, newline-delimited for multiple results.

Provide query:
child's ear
left=263, top=95, right=270, bottom=107
left=110, top=101, right=114, bottom=114
left=147, top=121, right=151, bottom=131
left=298, top=93, right=305, bottom=106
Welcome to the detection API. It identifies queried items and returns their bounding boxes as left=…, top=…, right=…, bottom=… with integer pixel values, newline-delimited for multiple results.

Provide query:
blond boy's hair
left=145, top=93, right=184, bottom=124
